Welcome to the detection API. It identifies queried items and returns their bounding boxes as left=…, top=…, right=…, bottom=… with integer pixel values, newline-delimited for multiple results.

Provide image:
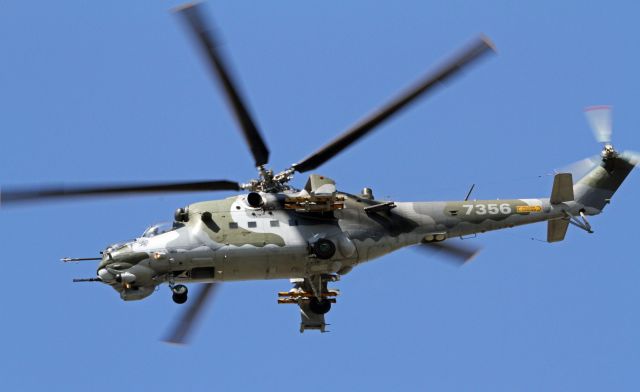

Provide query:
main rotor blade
left=418, top=240, right=481, bottom=266
left=0, top=180, right=240, bottom=205
left=176, top=3, right=269, bottom=167
left=292, top=35, right=496, bottom=173
left=163, top=283, right=218, bottom=345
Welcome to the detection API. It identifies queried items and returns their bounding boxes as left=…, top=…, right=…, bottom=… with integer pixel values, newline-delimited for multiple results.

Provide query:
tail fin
left=547, top=173, right=573, bottom=242
left=550, top=173, right=574, bottom=204
left=573, top=155, right=636, bottom=213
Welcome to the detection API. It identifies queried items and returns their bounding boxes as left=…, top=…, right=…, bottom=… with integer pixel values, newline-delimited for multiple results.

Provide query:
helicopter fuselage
left=97, top=190, right=586, bottom=301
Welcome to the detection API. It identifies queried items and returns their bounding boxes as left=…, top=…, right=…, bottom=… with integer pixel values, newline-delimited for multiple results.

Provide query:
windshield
left=105, top=242, right=131, bottom=252
left=141, top=222, right=175, bottom=238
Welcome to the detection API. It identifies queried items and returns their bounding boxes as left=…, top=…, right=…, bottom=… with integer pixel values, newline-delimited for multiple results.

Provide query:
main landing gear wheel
left=172, top=284, right=188, bottom=304
left=308, top=297, right=331, bottom=314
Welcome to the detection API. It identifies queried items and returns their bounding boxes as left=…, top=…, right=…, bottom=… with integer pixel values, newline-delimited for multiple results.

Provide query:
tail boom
left=573, top=155, right=635, bottom=214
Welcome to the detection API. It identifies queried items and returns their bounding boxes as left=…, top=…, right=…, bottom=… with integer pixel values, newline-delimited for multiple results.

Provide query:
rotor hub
left=601, top=143, right=618, bottom=160
left=241, top=166, right=296, bottom=192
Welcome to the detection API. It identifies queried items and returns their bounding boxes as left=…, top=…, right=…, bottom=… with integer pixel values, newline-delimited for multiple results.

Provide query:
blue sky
left=1, top=1, right=639, bottom=391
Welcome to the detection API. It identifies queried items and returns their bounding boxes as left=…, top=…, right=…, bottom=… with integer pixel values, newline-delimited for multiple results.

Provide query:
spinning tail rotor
left=562, top=105, right=640, bottom=180
left=584, top=105, right=619, bottom=161
left=585, top=105, right=613, bottom=145
left=583, top=105, right=639, bottom=162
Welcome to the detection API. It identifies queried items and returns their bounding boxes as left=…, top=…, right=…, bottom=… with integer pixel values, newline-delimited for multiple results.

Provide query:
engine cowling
left=246, top=192, right=264, bottom=208
left=174, top=207, right=189, bottom=222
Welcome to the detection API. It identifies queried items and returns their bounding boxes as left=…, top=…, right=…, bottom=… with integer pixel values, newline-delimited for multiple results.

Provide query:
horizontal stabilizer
left=547, top=218, right=570, bottom=243
left=550, top=173, right=574, bottom=204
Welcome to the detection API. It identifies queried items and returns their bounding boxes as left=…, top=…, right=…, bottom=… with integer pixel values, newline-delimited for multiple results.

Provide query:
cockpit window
left=141, top=222, right=175, bottom=238
left=106, top=242, right=129, bottom=252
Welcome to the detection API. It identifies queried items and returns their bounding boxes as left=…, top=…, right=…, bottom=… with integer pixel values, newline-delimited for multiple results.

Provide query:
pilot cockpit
left=141, top=222, right=175, bottom=238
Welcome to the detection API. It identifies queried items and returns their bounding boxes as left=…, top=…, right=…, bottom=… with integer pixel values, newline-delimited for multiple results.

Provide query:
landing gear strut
left=171, top=284, right=188, bottom=304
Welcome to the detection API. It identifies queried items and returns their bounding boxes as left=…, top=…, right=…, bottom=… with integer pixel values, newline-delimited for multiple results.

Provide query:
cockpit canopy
left=105, top=242, right=129, bottom=253
left=141, top=222, right=175, bottom=238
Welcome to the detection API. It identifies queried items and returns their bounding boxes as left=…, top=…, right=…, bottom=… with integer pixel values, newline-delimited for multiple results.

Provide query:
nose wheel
left=171, top=284, right=188, bottom=304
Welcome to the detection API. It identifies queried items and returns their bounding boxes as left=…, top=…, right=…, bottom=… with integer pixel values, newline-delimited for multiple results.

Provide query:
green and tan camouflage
left=96, top=153, right=635, bottom=304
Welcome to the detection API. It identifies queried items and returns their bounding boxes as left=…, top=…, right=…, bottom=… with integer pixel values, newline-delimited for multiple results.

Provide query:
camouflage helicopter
left=2, top=4, right=638, bottom=343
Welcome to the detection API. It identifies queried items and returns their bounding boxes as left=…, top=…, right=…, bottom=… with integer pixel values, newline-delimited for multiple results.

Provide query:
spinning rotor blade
left=176, top=3, right=270, bottom=167
left=292, top=35, right=496, bottom=173
left=418, top=240, right=481, bottom=266
left=163, top=283, right=218, bottom=345
left=557, top=155, right=601, bottom=181
left=585, top=105, right=613, bottom=144
left=621, top=150, right=640, bottom=166
left=557, top=150, right=640, bottom=181
left=0, top=180, right=240, bottom=205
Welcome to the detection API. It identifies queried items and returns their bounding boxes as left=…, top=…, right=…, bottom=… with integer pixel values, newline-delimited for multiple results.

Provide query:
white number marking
left=462, top=203, right=513, bottom=215
left=462, top=204, right=474, bottom=215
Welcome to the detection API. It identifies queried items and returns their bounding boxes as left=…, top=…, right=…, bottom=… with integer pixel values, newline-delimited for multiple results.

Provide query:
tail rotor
left=584, top=105, right=619, bottom=161
left=558, top=105, right=640, bottom=180
left=583, top=105, right=640, bottom=165
left=584, top=105, right=613, bottom=145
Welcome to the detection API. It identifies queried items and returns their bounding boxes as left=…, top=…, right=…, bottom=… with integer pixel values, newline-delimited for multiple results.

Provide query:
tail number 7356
left=462, top=203, right=512, bottom=215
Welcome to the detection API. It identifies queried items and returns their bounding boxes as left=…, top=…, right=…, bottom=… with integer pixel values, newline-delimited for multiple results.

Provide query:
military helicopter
left=2, top=3, right=638, bottom=344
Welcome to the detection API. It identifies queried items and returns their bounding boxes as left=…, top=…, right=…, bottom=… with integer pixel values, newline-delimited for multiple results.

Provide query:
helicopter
left=1, top=3, right=638, bottom=344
